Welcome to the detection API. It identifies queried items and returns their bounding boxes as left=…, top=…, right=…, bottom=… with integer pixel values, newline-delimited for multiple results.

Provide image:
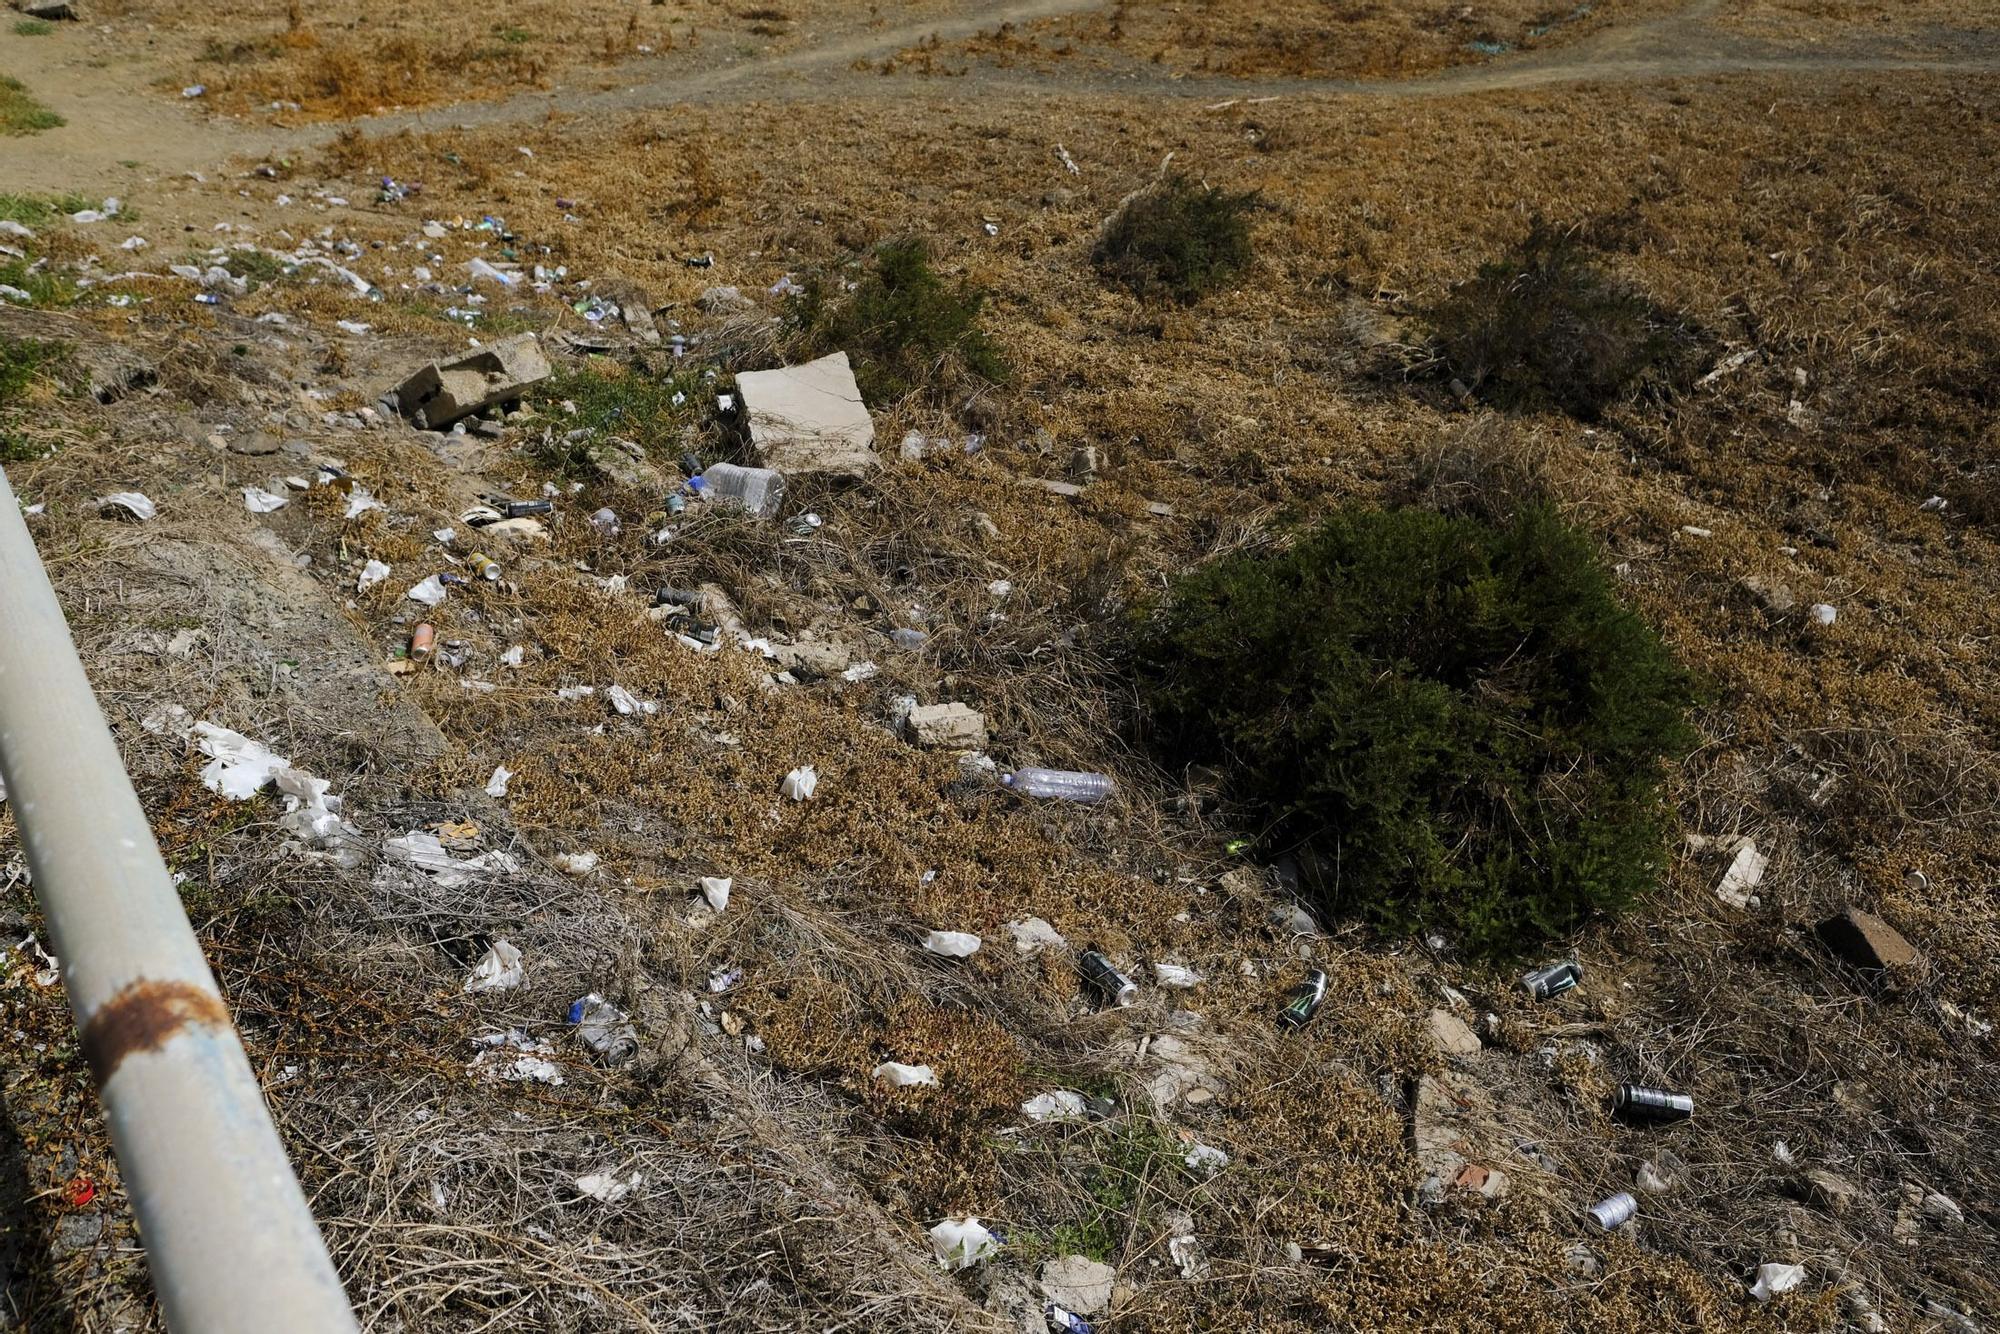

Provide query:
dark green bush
left=1094, top=174, right=1257, bottom=304
left=1134, top=505, right=1696, bottom=957
left=1426, top=217, right=1699, bottom=421
left=786, top=237, right=1005, bottom=404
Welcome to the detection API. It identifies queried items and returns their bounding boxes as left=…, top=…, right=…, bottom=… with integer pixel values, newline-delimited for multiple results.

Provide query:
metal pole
left=0, top=468, right=357, bottom=1332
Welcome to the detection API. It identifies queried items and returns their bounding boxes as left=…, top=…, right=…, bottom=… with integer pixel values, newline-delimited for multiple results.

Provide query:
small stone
left=1564, top=1243, right=1601, bottom=1278
left=1183, top=1086, right=1215, bottom=1107
left=226, top=430, right=281, bottom=456
left=696, top=285, right=755, bottom=314
left=906, top=702, right=987, bottom=750
left=1427, top=1008, right=1482, bottom=1057
left=1742, top=574, right=1796, bottom=613
left=1816, top=909, right=1919, bottom=972
left=1801, top=1168, right=1859, bottom=1216
left=1039, top=1255, right=1116, bottom=1317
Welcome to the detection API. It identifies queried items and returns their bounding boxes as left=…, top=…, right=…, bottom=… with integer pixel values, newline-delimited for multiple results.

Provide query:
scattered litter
left=1047, top=1304, right=1093, bottom=1334
left=463, top=940, right=524, bottom=993
left=1715, top=841, right=1768, bottom=909
left=569, top=993, right=639, bottom=1064
left=1055, top=143, right=1081, bottom=174
left=344, top=487, right=385, bottom=519
left=467, top=257, right=521, bottom=287
left=1585, top=1192, right=1638, bottom=1233
left=1183, top=1142, right=1230, bottom=1174
left=929, top=1218, right=1000, bottom=1270
left=873, top=1061, right=938, bottom=1088
left=1008, top=917, right=1066, bottom=953
left=606, top=684, right=658, bottom=717
left=1773, top=1140, right=1796, bottom=1166
left=385, top=831, right=518, bottom=888
left=922, top=930, right=982, bottom=958
left=556, top=685, right=596, bottom=702
left=700, top=462, right=787, bottom=519
left=485, top=765, right=513, bottom=798
left=242, top=485, right=288, bottom=513
left=406, top=575, right=449, bottom=607
left=193, top=722, right=287, bottom=799
left=1168, top=1233, right=1208, bottom=1280
left=181, top=84, right=205, bottom=98
left=467, top=1030, right=565, bottom=1086
left=97, top=492, right=156, bottom=521
left=356, top=559, right=391, bottom=592
left=840, top=661, right=878, bottom=682
left=1078, top=950, right=1139, bottom=1007
left=1153, top=963, right=1203, bottom=989
left=780, top=766, right=818, bottom=801
left=1808, top=602, right=1837, bottom=626
left=1749, top=1262, right=1805, bottom=1302
left=554, top=851, right=600, bottom=876
left=1521, top=961, right=1583, bottom=1000
left=1001, top=768, right=1114, bottom=802
left=708, top=964, right=742, bottom=993
left=699, top=876, right=732, bottom=912
left=1612, top=1084, right=1695, bottom=1123
left=573, top=1171, right=642, bottom=1204
left=1022, top=1090, right=1087, bottom=1123
left=1278, top=968, right=1328, bottom=1028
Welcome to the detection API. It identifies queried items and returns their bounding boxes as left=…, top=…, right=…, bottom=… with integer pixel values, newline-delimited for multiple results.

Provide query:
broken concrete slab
left=734, top=351, right=877, bottom=477
left=907, top=702, right=987, bottom=750
left=1817, top=909, right=1919, bottom=972
left=388, top=333, right=551, bottom=430
left=1801, top=1167, right=1860, bottom=1216
left=1039, top=1255, right=1115, bottom=1316
left=12, top=0, right=76, bottom=17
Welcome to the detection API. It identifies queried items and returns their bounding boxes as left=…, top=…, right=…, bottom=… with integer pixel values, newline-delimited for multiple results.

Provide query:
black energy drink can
left=1279, top=968, right=1328, bottom=1028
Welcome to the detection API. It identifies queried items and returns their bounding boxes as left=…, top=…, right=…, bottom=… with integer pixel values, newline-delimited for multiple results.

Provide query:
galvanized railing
left=0, top=467, right=357, bottom=1332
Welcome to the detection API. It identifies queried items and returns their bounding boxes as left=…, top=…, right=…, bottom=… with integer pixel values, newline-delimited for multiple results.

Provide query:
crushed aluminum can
left=1077, top=950, right=1138, bottom=1007
left=1278, top=967, right=1328, bottom=1029
left=568, top=993, right=639, bottom=1065
left=665, top=492, right=686, bottom=516
left=1521, top=961, right=1583, bottom=1000
left=1585, top=1192, right=1638, bottom=1233
left=409, top=623, right=436, bottom=662
left=1612, top=1084, right=1695, bottom=1123
left=503, top=498, right=553, bottom=518
left=466, top=551, right=501, bottom=582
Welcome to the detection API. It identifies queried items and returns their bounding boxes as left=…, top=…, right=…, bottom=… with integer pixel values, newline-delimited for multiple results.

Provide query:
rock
left=773, top=639, right=852, bottom=678
left=1138, top=1034, right=1225, bottom=1108
left=389, top=334, right=552, bottom=430
left=1412, top=1073, right=1515, bottom=1197
left=1715, top=841, right=1768, bottom=909
left=1564, top=1243, right=1601, bottom=1278
left=735, top=351, right=877, bottom=477
left=52, top=1212, right=103, bottom=1256
left=585, top=437, right=667, bottom=491
left=599, top=279, right=661, bottom=344
left=907, top=702, right=987, bottom=750
left=1801, top=1168, right=1859, bottom=1216
left=1816, top=909, right=1919, bottom=973
left=1427, top=1008, right=1481, bottom=1057
left=1452, top=1163, right=1510, bottom=1199
left=984, top=1269, right=1050, bottom=1334
left=227, top=430, right=281, bottom=456
left=697, top=285, right=755, bottom=314
left=13, top=0, right=76, bottom=18
left=1039, top=1255, right=1115, bottom=1316
left=1742, top=574, right=1796, bottom=613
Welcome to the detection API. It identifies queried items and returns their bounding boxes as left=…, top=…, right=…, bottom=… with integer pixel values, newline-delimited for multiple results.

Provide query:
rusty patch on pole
left=81, top=978, right=233, bottom=1087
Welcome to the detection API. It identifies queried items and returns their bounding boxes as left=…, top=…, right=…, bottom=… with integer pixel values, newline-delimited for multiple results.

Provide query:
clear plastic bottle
left=1001, top=768, right=1115, bottom=803
left=699, top=462, right=786, bottom=520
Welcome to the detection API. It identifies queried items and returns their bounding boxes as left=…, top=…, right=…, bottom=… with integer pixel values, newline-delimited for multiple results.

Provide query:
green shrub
left=786, top=237, right=1004, bottom=404
left=1094, top=173, right=1257, bottom=304
left=528, top=360, right=706, bottom=478
left=1134, top=505, right=1696, bottom=957
left=0, top=76, right=62, bottom=136
left=1425, top=217, right=1699, bottom=421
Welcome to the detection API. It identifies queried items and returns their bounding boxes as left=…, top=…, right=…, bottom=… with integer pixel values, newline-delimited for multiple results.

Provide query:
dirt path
left=3, top=0, right=1994, bottom=196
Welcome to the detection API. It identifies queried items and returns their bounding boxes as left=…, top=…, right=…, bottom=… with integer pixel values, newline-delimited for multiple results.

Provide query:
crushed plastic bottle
left=1002, top=769, right=1115, bottom=803
left=568, top=993, right=639, bottom=1065
left=700, top=462, right=786, bottom=520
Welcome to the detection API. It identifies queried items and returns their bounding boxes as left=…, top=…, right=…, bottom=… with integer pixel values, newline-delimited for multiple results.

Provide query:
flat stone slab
left=735, top=351, right=877, bottom=477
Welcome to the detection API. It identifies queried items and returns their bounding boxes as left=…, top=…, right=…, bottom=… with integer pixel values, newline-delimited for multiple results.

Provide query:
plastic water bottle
left=699, top=462, right=786, bottom=519
left=1001, top=769, right=1114, bottom=803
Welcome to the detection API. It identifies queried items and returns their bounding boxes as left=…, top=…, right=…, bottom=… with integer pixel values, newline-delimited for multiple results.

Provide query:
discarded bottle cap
left=1612, top=1084, right=1695, bottom=1123
left=1278, top=967, right=1328, bottom=1029
left=1077, top=950, right=1138, bottom=1007
left=1521, top=961, right=1583, bottom=1000
left=409, top=623, right=436, bottom=661
left=467, top=552, right=501, bottom=582
left=504, top=498, right=553, bottom=518
left=1585, top=1192, right=1638, bottom=1233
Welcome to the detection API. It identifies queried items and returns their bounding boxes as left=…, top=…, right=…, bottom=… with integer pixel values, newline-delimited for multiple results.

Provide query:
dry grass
left=2, top=21, right=1999, bottom=1333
